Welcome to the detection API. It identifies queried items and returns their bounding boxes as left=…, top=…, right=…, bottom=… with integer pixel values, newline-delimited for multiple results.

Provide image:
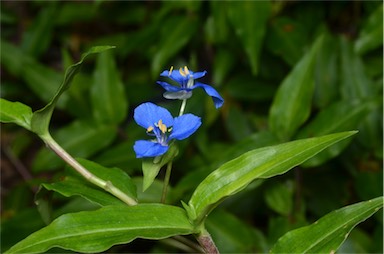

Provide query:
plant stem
left=179, top=99, right=187, bottom=116
left=41, top=134, right=137, bottom=206
left=161, top=161, right=173, bottom=203
left=196, top=229, right=219, bottom=254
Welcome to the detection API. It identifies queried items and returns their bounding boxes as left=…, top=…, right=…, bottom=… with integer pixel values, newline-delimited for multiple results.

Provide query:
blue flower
left=157, top=66, right=224, bottom=109
left=133, top=102, right=202, bottom=158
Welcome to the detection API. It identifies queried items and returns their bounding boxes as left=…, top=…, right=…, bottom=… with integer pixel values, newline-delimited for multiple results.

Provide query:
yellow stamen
left=169, top=66, right=174, bottom=76
left=157, top=119, right=167, bottom=133
left=184, top=66, right=190, bottom=75
left=147, top=126, right=154, bottom=132
left=179, top=67, right=186, bottom=77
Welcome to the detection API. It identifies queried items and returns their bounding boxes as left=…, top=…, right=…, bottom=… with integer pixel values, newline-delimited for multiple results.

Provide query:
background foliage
left=1, top=1, right=382, bottom=253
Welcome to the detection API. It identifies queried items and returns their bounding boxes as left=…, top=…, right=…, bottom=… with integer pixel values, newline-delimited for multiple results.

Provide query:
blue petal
left=190, top=70, right=207, bottom=80
left=157, top=81, right=182, bottom=92
left=134, top=102, right=174, bottom=129
left=193, top=82, right=224, bottom=108
left=169, top=114, right=201, bottom=140
left=134, top=140, right=169, bottom=158
left=161, top=70, right=187, bottom=84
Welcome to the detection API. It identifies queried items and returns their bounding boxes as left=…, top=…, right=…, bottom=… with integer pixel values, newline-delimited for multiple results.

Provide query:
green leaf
left=269, top=35, right=323, bottom=141
left=340, top=37, right=375, bottom=101
left=0, top=99, right=33, bottom=130
left=187, top=131, right=357, bottom=226
left=42, top=158, right=137, bottom=207
left=32, top=120, right=116, bottom=172
left=227, top=1, right=271, bottom=75
left=30, top=45, right=115, bottom=137
left=91, top=50, right=128, bottom=125
left=151, top=16, right=198, bottom=77
left=264, top=181, right=294, bottom=216
left=270, top=197, right=383, bottom=253
left=6, top=204, right=195, bottom=254
left=206, top=209, right=268, bottom=253
left=21, top=3, right=57, bottom=57
left=298, top=99, right=378, bottom=167
left=355, top=4, right=383, bottom=55
left=142, top=144, right=178, bottom=191
left=265, top=17, right=307, bottom=66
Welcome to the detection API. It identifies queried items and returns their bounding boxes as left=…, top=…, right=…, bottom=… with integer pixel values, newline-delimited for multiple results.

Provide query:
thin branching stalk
left=42, top=134, right=137, bottom=206
left=161, top=161, right=173, bottom=203
left=196, top=230, right=220, bottom=254
left=179, top=99, right=187, bottom=116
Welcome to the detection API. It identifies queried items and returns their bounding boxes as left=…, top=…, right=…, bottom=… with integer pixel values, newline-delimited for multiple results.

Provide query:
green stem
left=41, top=134, right=137, bottom=206
left=196, top=229, right=220, bottom=254
left=179, top=99, right=187, bottom=116
left=161, top=161, right=173, bottom=203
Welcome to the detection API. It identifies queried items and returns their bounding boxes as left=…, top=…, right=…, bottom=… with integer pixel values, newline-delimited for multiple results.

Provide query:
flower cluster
left=133, top=66, right=224, bottom=158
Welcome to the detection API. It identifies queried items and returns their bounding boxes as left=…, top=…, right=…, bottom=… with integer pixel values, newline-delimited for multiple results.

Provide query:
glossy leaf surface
left=0, top=99, right=33, bottom=130
left=188, top=131, right=357, bottom=225
left=6, top=204, right=195, bottom=254
left=271, top=197, right=383, bottom=253
left=269, top=35, right=323, bottom=140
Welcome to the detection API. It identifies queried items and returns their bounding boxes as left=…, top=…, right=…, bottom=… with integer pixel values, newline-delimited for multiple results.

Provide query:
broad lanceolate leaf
left=6, top=204, right=195, bottom=254
left=270, top=197, right=383, bottom=254
left=227, top=1, right=271, bottom=75
left=91, top=50, right=128, bottom=125
left=269, top=35, right=323, bottom=141
left=0, top=99, right=33, bottom=131
left=298, top=99, right=379, bottom=167
left=42, top=158, right=137, bottom=207
left=187, top=131, right=357, bottom=226
left=31, top=46, right=115, bottom=137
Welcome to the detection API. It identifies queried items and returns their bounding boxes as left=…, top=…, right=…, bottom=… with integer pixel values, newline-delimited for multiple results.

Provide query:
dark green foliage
left=1, top=1, right=382, bottom=253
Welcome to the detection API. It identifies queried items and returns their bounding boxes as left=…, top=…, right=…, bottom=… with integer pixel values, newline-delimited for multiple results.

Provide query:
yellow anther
left=184, top=66, right=190, bottom=75
left=179, top=66, right=190, bottom=77
left=147, top=126, right=154, bottom=132
left=168, top=66, right=174, bottom=76
left=157, top=119, right=167, bottom=133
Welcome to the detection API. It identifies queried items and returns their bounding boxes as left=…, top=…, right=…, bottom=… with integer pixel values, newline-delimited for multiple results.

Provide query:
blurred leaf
left=355, top=4, right=383, bottom=55
left=271, top=197, right=383, bottom=253
left=340, top=37, right=375, bottom=100
left=32, top=120, right=116, bottom=172
left=227, top=1, right=271, bottom=75
left=355, top=171, right=383, bottom=201
left=91, top=50, right=128, bottom=125
left=314, top=32, right=339, bottom=108
left=266, top=17, right=307, bottom=66
left=151, top=16, right=198, bottom=77
left=31, top=45, right=115, bottom=137
left=0, top=40, right=63, bottom=104
left=133, top=177, right=172, bottom=203
left=21, top=3, right=57, bottom=57
left=0, top=99, right=33, bottom=130
left=264, top=181, right=294, bottom=216
left=226, top=75, right=276, bottom=102
left=55, top=2, right=98, bottom=25
left=6, top=204, right=195, bottom=254
left=142, top=144, right=178, bottom=191
left=206, top=209, right=268, bottom=253
left=212, top=48, right=234, bottom=86
left=187, top=131, right=357, bottom=226
left=205, top=2, right=230, bottom=44
left=269, top=35, right=323, bottom=141
left=298, top=99, right=379, bottom=167
left=95, top=140, right=139, bottom=170
left=225, top=106, right=252, bottom=142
